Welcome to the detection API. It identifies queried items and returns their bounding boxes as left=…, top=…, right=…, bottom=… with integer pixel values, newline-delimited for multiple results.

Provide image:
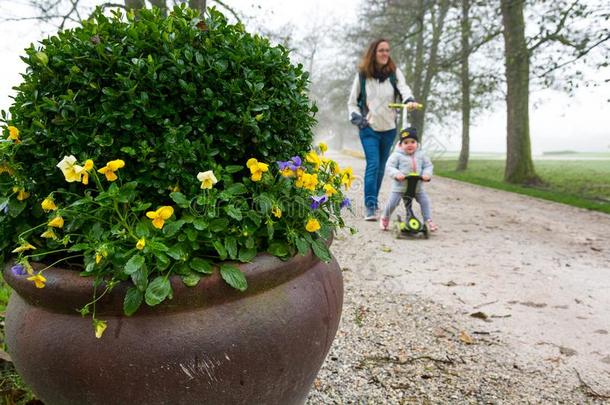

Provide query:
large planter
left=3, top=250, right=343, bottom=405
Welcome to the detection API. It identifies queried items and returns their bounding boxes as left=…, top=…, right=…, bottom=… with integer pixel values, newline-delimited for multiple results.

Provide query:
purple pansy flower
left=277, top=160, right=290, bottom=170
left=11, top=264, right=27, bottom=276
left=340, top=198, right=351, bottom=209
left=310, top=195, right=328, bottom=210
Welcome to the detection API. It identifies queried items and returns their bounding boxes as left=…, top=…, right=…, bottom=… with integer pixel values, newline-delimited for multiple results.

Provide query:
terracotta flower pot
left=3, top=250, right=343, bottom=405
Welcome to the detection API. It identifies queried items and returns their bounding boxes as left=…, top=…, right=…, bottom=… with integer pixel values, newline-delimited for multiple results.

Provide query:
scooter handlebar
left=388, top=102, right=423, bottom=110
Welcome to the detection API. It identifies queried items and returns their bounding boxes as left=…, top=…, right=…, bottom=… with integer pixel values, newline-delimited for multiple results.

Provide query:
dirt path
left=329, top=151, right=610, bottom=390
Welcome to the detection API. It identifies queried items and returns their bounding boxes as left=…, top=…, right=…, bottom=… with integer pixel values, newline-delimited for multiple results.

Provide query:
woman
left=348, top=39, right=416, bottom=221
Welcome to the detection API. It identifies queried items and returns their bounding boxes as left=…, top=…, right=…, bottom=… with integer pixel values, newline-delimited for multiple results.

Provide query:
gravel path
left=307, top=151, right=610, bottom=404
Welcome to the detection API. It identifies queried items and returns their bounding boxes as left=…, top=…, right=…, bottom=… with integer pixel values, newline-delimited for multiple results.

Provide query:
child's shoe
left=427, top=220, right=438, bottom=232
left=379, top=217, right=389, bottom=231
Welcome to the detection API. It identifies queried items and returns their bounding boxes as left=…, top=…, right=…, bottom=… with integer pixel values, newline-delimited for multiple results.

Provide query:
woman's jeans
left=359, top=126, right=397, bottom=216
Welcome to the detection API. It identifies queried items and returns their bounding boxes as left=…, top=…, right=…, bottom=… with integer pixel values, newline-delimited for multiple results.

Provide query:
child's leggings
left=382, top=190, right=432, bottom=221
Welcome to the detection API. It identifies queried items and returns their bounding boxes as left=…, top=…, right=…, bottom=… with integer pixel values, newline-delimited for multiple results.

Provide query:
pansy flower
left=97, top=159, right=125, bottom=182
left=310, top=195, right=327, bottom=210
left=197, top=170, right=218, bottom=189
left=41, top=196, right=58, bottom=212
left=146, top=206, right=174, bottom=229
left=27, top=273, right=46, bottom=289
left=246, top=158, right=269, bottom=182
left=57, top=155, right=86, bottom=183
left=340, top=197, right=351, bottom=209
left=305, top=218, right=321, bottom=233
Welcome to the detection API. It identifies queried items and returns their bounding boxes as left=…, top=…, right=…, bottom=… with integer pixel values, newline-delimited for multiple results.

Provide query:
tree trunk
left=189, top=0, right=207, bottom=12
left=412, top=0, right=449, bottom=143
left=124, top=0, right=145, bottom=10
left=149, top=0, right=168, bottom=16
left=500, top=0, right=539, bottom=184
left=457, top=0, right=471, bottom=171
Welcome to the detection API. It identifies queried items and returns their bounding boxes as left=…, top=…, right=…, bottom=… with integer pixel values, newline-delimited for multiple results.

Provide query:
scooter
left=395, top=174, right=429, bottom=239
left=387, top=101, right=429, bottom=239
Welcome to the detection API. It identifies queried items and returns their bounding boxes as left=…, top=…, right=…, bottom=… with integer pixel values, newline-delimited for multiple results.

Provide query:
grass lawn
left=434, top=159, right=610, bottom=214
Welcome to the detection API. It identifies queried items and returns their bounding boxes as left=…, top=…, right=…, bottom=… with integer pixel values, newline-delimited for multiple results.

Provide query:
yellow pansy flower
left=94, top=319, right=107, bottom=339
left=323, top=184, right=337, bottom=196
left=318, top=142, right=328, bottom=153
left=136, top=238, right=146, bottom=250
left=48, top=216, right=64, bottom=228
left=41, top=229, right=58, bottom=239
left=305, top=150, right=321, bottom=170
left=330, top=160, right=340, bottom=175
left=57, top=155, right=86, bottom=183
left=298, top=173, right=318, bottom=191
left=95, top=252, right=103, bottom=264
left=97, top=159, right=125, bottom=182
left=146, top=206, right=174, bottom=229
left=280, top=167, right=294, bottom=177
left=305, top=218, right=321, bottom=233
left=41, top=197, right=58, bottom=212
left=12, top=187, right=30, bottom=201
left=246, top=158, right=269, bottom=182
left=81, top=159, right=94, bottom=185
left=197, top=170, right=218, bottom=189
left=0, top=163, right=14, bottom=176
left=271, top=206, right=282, bottom=218
left=7, top=126, right=19, bottom=141
left=341, top=167, right=354, bottom=189
left=12, top=242, right=36, bottom=253
left=27, top=273, right=46, bottom=289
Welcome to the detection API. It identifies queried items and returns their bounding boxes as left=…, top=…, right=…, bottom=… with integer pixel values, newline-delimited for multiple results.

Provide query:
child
left=379, top=127, right=437, bottom=231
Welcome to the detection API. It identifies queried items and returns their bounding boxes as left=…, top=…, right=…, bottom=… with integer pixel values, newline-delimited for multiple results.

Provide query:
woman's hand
left=421, top=175, right=431, bottom=182
left=395, top=173, right=406, bottom=181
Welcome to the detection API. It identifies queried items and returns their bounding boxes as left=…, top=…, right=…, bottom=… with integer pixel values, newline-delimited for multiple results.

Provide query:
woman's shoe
left=364, top=214, right=378, bottom=221
left=427, top=220, right=438, bottom=232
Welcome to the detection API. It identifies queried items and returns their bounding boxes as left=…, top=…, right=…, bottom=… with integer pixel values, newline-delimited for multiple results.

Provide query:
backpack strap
left=357, top=72, right=368, bottom=116
left=389, top=72, right=402, bottom=102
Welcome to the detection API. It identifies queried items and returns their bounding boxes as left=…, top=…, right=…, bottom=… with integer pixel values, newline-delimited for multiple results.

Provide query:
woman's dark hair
left=358, top=39, right=396, bottom=79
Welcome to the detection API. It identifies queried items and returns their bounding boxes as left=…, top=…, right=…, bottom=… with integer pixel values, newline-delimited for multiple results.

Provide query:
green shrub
left=1, top=6, right=316, bottom=254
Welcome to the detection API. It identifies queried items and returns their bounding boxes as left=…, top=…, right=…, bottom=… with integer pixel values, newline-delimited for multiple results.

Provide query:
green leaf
left=225, top=236, right=238, bottom=259
left=123, top=286, right=143, bottom=316
left=209, top=218, right=229, bottom=232
left=225, top=205, right=242, bottom=221
left=147, top=240, right=169, bottom=252
left=163, top=219, right=185, bottom=237
left=190, top=257, right=213, bottom=274
left=124, top=254, right=145, bottom=275
left=170, top=192, right=190, bottom=208
left=224, top=165, right=243, bottom=174
left=311, top=239, right=332, bottom=263
left=145, top=276, right=172, bottom=306
left=131, top=265, right=148, bottom=292
left=193, top=218, right=207, bottom=230
left=295, top=237, right=309, bottom=256
left=268, top=241, right=290, bottom=258
left=68, top=243, right=90, bottom=252
left=225, top=183, right=247, bottom=195
left=132, top=202, right=152, bottom=212
left=135, top=221, right=150, bottom=238
left=238, top=246, right=256, bottom=262
left=181, top=273, right=201, bottom=287
left=118, top=182, right=138, bottom=203
left=220, top=264, right=247, bottom=291
left=213, top=240, right=227, bottom=260
left=246, top=210, right=261, bottom=226
left=167, top=244, right=187, bottom=261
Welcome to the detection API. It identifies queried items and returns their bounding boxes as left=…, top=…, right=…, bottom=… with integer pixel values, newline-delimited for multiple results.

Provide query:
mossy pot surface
left=3, top=250, right=343, bottom=405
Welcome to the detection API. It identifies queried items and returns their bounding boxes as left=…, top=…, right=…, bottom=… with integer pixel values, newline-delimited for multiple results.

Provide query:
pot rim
left=3, top=247, right=325, bottom=315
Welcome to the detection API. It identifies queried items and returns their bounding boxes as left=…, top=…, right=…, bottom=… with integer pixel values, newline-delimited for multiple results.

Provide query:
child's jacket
left=385, top=149, right=433, bottom=193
